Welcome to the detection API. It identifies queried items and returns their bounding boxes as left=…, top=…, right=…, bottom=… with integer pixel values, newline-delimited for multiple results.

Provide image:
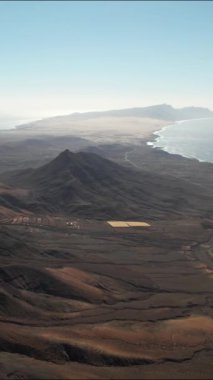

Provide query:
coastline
left=146, top=117, right=213, bottom=164
left=146, top=121, right=176, bottom=147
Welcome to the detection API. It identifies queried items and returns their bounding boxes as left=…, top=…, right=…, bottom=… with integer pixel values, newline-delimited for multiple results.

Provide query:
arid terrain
left=0, top=107, right=212, bottom=379
left=0, top=217, right=213, bottom=379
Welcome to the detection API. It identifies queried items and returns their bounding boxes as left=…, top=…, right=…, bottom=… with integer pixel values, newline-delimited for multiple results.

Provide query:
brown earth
left=0, top=215, right=212, bottom=379
left=0, top=122, right=213, bottom=379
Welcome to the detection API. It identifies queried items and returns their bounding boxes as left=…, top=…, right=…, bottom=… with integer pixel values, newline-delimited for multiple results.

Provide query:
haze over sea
left=149, top=118, right=213, bottom=164
left=0, top=117, right=34, bottom=130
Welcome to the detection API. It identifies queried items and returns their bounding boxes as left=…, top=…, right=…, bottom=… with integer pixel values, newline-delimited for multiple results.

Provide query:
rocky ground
left=0, top=119, right=212, bottom=379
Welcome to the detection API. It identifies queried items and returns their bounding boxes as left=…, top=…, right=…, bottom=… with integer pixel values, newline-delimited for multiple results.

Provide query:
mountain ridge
left=16, top=104, right=213, bottom=130
left=1, top=149, right=213, bottom=220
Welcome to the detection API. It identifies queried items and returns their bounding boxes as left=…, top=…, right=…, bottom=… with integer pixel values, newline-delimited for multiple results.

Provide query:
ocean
left=0, top=117, right=36, bottom=131
left=0, top=120, right=16, bottom=130
left=0, top=118, right=26, bottom=130
left=148, top=117, right=213, bottom=164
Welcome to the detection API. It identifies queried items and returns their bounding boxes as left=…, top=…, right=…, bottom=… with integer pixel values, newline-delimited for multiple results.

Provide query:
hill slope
left=1, top=149, right=213, bottom=219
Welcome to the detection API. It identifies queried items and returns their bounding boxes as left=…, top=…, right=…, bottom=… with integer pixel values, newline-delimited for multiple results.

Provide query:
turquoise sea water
left=148, top=118, right=213, bottom=164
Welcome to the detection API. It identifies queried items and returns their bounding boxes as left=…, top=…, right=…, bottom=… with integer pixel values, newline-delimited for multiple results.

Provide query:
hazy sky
left=0, top=1, right=213, bottom=118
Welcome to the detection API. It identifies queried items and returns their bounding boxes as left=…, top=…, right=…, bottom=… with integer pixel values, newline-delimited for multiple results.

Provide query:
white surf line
left=124, top=146, right=140, bottom=169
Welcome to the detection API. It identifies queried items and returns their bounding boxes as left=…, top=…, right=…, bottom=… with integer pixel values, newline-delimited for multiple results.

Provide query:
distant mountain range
left=1, top=149, right=213, bottom=219
left=67, top=104, right=213, bottom=121
left=16, top=104, right=213, bottom=131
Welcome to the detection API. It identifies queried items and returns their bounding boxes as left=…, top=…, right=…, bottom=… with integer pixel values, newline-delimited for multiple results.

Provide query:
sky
left=0, top=0, right=213, bottom=120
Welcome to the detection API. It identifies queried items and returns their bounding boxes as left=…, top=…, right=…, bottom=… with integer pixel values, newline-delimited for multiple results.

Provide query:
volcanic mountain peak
left=52, top=149, right=101, bottom=164
left=57, top=148, right=74, bottom=159
left=52, top=149, right=76, bottom=166
left=1, top=148, right=213, bottom=219
left=3, top=149, right=126, bottom=195
left=43, top=149, right=122, bottom=175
